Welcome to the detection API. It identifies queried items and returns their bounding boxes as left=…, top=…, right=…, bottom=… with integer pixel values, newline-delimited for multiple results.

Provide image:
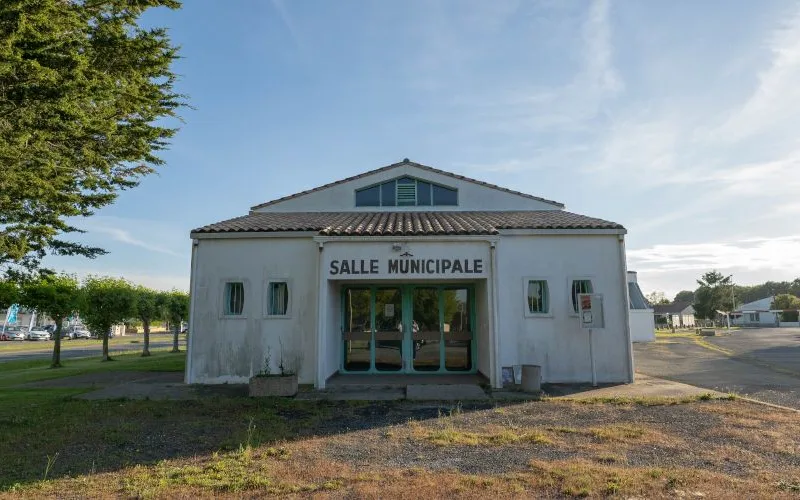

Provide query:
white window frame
left=567, top=277, right=595, bottom=316
left=264, top=278, right=292, bottom=319
left=220, top=279, right=247, bottom=319
left=523, top=277, right=552, bottom=318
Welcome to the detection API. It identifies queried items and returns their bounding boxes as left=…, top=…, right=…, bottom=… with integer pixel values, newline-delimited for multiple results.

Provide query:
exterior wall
left=495, top=234, right=632, bottom=383
left=629, top=310, right=655, bottom=342
left=188, top=233, right=632, bottom=386
left=187, top=237, right=319, bottom=384
left=255, top=164, right=561, bottom=213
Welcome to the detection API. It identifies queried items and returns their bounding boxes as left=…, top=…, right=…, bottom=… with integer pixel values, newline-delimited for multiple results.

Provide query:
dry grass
left=409, top=422, right=553, bottom=447
left=3, top=396, right=800, bottom=499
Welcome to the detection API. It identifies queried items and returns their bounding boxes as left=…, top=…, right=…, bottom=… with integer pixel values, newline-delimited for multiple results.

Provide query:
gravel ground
left=320, top=399, right=800, bottom=478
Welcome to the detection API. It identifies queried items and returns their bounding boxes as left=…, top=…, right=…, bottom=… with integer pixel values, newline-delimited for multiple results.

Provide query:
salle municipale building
left=185, top=160, right=634, bottom=389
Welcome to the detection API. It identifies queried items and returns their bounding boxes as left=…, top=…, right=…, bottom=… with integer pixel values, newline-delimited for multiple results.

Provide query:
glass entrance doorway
left=342, top=285, right=475, bottom=374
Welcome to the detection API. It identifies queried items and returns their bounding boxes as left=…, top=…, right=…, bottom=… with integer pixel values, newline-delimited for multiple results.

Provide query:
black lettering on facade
left=399, top=260, right=409, bottom=274
left=388, top=260, right=399, bottom=273
left=410, top=260, right=421, bottom=274
left=330, top=261, right=339, bottom=275
left=441, top=259, right=452, bottom=273
left=452, top=259, right=463, bottom=273
left=370, top=259, right=379, bottom=273
left=340, top=260, right=350, bottom=274
left=474, top=259, right=483, bottom=274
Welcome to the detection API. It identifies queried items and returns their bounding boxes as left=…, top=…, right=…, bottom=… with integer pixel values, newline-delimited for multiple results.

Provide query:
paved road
left=634, top=327, right=800, bottom=409
left=0, top=338, right=186, bottom=362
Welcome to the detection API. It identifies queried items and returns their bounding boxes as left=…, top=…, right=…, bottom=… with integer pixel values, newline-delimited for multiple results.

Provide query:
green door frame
left=340, top=284, right=477, bottom=375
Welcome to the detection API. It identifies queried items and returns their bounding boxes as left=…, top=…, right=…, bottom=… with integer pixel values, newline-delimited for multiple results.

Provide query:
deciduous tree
left=18, top=274, right=79, bottom=367
left=165, top=291, right=189, bottom=353
left=772, top=294, right=800, bottom=322
left=79, top=277, right=135, bottom=361
left=673, top=290, right=695, bottom=303
left=134, top=286, right=159, bottom=357
left=0, top=0, right=186, bottom=271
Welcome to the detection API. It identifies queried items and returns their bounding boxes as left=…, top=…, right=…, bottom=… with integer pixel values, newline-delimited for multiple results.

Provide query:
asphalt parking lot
left=634, top=327, right=800, bottom=409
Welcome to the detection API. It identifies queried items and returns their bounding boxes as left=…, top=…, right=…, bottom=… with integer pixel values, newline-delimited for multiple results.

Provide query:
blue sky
left=46, top=0, right=800, bottom=297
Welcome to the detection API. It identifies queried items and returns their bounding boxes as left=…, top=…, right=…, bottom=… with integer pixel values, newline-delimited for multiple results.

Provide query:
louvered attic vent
left=396, top=182, right=417, bottom=205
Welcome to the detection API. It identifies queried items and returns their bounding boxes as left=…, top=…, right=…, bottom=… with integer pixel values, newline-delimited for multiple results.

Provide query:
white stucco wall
left=188, top=233, right=632, bottom=387
left=254, top=164, right=561, bottom=213
left=629, top=311, right=655, bottom=342
left=187, top=237, right=319, bottom=384
left=495, top=234, right=632, bottom=383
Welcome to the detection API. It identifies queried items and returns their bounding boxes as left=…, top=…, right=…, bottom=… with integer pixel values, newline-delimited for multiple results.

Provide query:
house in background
left=653, top=302, right=695, bottom=328
left=627, top=271, right=655, bottom=342
left=730, top=297, right=779, bottom=327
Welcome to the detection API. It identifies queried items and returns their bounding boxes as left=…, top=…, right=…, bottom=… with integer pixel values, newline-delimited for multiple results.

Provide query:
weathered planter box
left=248, top=374, right=298, bottom=397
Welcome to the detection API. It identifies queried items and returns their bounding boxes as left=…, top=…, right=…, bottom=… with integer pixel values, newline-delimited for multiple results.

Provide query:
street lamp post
left=726, top=275, right=735, bottom=330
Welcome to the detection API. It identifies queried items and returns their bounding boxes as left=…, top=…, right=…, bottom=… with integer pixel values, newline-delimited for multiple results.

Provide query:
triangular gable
left=251, top=159, right=564, bottom=212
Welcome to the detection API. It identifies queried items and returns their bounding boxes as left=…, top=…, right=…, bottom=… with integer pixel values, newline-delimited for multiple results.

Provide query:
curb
left=734, top=396, right=800, bottom=414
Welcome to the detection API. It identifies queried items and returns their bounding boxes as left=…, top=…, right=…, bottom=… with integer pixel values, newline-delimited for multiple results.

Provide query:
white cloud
left=629, top=236, right=800, bottom=274
left=47, top=267, right=189, bottom=292
left=76, top=216, right=188, bottom=259
left=713, top=4, right=800, bottom=142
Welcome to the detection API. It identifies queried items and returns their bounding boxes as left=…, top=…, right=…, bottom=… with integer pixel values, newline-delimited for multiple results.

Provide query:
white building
left=627, top=272, right=655, bottom=342
left=731, top=297, right=779, bottom=327
left=186, top=160, right=634, bottom=389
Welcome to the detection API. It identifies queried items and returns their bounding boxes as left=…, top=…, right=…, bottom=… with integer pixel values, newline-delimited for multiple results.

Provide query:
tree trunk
left=102, top=329, right=111, bottom=361
left=142, top=320, right=151, bottom=357
left=51, top=319, right=63, bottom=368
left=171, top=322, right=180, bottom=353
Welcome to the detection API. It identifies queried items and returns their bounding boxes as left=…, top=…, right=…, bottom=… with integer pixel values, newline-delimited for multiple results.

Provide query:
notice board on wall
left=578, top=293, right=605, bottom=329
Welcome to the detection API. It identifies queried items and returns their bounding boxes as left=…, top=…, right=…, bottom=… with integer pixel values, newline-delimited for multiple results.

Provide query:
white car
left=27, top=329, right=51, bottom=341
left=1, top=329, right=25, bottom=341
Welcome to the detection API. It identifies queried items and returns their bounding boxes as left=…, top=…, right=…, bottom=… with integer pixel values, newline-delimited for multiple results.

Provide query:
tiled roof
left=653, top=302, right=694, bottom=314
left=192, top=211, right=624, bottom=236
left=250, top=159, right=565, bottom=210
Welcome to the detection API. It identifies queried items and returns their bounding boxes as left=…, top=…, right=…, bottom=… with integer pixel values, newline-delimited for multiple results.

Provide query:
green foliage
left=18, top=274, right=79, bottom=322
left=673, top=290, right=694, bottom=303
left=165, top=290, right=189, bottom=326
left=79, top=277, right=136, bottom=338
left=693, top=271, right=734, bottom=319
left=772, top=294, right=800, bottom=322
left=0, top=0, right=186, bottom=270
left=134, top=286, right=159, bottom=325
left=0, top=279, right=19, bottom=310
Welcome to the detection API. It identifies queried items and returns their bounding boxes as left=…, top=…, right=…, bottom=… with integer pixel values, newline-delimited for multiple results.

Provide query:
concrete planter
left=248, top=374, right=298, bottom=397
left=521, top=365, right=541, bottom=393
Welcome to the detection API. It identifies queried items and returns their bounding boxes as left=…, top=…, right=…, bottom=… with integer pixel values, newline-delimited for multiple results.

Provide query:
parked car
left=1, top=328, right=26, bottom=341
left=62, top=328, right=91, bottom=340
left=27, top=328, right=51, bottom=341
left=74, top=329, right=91, bottom=339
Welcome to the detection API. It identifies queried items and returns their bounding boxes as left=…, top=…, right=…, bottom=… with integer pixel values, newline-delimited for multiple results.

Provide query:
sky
left=45, top=0, right=800, bottom=298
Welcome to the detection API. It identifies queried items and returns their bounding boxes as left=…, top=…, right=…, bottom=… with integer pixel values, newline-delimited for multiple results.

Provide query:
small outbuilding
left=185, top=160, right=634, bottom=389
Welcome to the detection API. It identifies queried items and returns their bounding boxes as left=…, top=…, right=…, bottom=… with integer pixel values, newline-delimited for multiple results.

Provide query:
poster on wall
left=501, top=367, right=514, bottom=385
left=578, top=293, right=605, bottom=329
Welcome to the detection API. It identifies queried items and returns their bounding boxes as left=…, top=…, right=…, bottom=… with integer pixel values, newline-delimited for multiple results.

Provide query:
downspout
left=315, top=241, right=326, bottom=389
left=185, top=238, right=199, bottom=384
left=489, top=240, right=501, bottom=388
left=618, top=234, right=635, bottom=383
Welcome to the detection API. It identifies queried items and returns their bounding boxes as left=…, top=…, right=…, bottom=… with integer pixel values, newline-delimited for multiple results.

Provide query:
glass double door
left=342, top=285, right=474, bottom=373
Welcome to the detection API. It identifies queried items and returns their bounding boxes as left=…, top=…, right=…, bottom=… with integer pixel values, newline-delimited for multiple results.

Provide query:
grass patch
left=589, top=424, right=646, bottom=442
left=411, top=422, right=553, bottom=447
left=0, top=333, right=175, bottom=354
left=554, top=393, right=727, bottom=405
left=0, top=349, right=184, bottom=389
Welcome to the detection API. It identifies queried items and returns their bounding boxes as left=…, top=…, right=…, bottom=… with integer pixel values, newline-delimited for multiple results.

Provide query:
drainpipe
left=185, top=238, right=199, bottom=384
left=315, top=241, right=326, bottom=389
left=618, top=234, right=635, bottom=383
left=489, top=240, right=501, bottom=388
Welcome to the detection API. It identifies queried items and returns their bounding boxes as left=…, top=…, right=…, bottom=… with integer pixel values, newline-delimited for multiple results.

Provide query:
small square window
left=527, top=280, right=549, bottom=314
left=224, top=282, right=244, bottom=316
left=570, top=279, right=594, bottom=313
left=267, top=280, right=290, bottom=317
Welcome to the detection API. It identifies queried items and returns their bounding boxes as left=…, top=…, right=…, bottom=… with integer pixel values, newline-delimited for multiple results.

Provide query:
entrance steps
left=295, top=373, right=491, bottom=401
